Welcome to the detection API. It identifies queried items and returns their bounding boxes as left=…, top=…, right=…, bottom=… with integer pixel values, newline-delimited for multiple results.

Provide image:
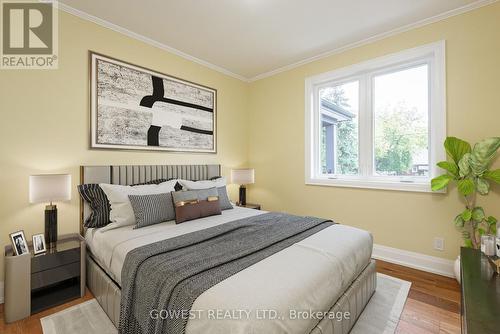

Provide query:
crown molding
left=248, top=0, right=499, bottom=82
left=56, top=0, right=497, bottom=83
left=57, top=3, right=250, bottom=82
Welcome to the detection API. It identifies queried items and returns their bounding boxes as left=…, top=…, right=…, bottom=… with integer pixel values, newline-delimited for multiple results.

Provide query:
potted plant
left=431, top=137, right=500, bottom=282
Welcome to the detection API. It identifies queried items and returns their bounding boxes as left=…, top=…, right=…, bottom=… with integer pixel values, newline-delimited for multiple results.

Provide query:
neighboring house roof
left=321, top=99, right=355, bottom=122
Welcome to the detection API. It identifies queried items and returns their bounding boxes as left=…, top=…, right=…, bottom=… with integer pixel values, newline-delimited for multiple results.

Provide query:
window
left=319, top=81, right=359, bottom=175
left=305, top=42, right=445, bottom=192
left=373, top=65, right=429, bottom=177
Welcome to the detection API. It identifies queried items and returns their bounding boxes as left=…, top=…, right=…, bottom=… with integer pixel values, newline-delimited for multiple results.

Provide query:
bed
left=80, top=164, right=376, bottom=334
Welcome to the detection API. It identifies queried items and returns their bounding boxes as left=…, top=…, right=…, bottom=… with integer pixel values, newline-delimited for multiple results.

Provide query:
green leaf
left=486, top=216, right=498, bottom=225
left=437, top=161, right=459, bottom=177
left=469, top=137, right=500, bottom=175
left=476, top=178, right=490, bottom=195
left=454, top=214, right=465, bottom=227
left=472, top=207, right=485, bottom=222
left=464, top=239, right=473, bottom=248
left=457, top=178, right=475, bottom=196
left=478, top=228, right=486, bottom=236
left=444, top=137, right=471, bottom=164
left=431, top=174, right=452, bottom=191
left=458, top=153, right=471, bottom=177
left=437, top=161, right=459, bottom=178
left=484, top=169, right=500, bottom=184
left=461, top=209, right=472, bottom=221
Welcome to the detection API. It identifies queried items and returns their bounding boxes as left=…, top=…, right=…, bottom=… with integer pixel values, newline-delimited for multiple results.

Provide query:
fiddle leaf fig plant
left=431, top=136, right=500, bottom=249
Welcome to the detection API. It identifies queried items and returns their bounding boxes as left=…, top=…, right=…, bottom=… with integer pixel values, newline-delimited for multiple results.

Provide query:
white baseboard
left=373, top=244, right=455, bottom=278
left=0, top=281, right=4, bottom=304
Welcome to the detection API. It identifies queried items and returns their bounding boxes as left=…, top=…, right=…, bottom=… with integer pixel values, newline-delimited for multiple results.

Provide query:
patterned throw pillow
left=131, top=178, right=169, bottom=186
left=128, top=193, right=176, bottom=228
left=174, top=182, right=183, bottom=192
left=78, top=184, right=110, bottom=228
left=78, top=179, right=173, bottom=229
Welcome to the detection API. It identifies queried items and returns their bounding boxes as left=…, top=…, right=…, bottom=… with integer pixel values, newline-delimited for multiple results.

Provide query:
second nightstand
left=236, top=203, right=261, bottom=210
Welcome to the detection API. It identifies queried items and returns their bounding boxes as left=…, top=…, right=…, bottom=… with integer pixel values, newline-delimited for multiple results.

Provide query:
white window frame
left=305, top=41, right=446, bottom=192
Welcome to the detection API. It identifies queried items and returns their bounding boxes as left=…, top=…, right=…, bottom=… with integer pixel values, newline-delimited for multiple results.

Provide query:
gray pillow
left=178, top=178, right=233, bottom=211
left=128, top=192, right=175, bottom=229
left=216, top=186, right=233, bottom=210
left=172, top=187, right=218, bottom=202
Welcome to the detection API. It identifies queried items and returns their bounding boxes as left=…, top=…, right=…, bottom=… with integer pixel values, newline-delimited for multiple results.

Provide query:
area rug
left=351, top=273, right=411, bottom=334
left=41, top=299, right=116, bottom=334
left=41, top=273, right=410, bottom=334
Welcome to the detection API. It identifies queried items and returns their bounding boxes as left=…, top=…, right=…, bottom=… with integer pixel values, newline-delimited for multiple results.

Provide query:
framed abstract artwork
left=90, top=52, right=217, bottom=153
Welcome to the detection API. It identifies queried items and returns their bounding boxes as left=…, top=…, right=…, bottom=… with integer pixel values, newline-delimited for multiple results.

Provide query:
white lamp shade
left=231, top=168, right=255, bottom=185
left=29, top=174, right=72, bottom=203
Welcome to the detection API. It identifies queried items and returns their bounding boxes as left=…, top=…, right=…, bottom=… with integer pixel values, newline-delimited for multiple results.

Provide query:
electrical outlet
left=434, top=237, right=444, bottom=251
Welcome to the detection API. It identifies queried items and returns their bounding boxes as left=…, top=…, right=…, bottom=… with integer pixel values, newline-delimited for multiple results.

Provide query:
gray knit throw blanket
left=119, top=212, right=333, bottom=334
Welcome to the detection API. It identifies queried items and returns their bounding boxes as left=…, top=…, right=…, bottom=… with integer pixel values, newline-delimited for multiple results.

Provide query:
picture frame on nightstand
left=32, top=233, right=47, bottom=255
left=9, top=230, right=29, bottom=256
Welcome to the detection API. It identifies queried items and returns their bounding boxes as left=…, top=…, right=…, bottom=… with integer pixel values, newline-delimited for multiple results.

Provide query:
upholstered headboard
left=79, top=164, right=221, bottom=235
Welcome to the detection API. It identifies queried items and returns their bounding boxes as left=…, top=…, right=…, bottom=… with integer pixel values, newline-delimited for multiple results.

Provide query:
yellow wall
left=0, top=11, right=250, bottom=282
left=1, top=3, right=499, bottom=287
left=247, top=3, right=500, bottom=261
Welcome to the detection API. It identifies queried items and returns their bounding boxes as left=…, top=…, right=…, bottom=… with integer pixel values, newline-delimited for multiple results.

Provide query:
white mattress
left=85, top=206, right=373, bottom=334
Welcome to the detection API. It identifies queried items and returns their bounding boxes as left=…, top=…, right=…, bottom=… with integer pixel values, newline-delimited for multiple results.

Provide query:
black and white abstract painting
left=90, top=52, right=216, bottom=153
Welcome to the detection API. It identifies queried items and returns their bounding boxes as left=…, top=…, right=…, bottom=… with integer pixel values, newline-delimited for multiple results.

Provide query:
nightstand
left=460, top=247, right=500, bottom=333
left=236, top=203, right=261, bottom=210
left=4, top=233, right=85, bottom=323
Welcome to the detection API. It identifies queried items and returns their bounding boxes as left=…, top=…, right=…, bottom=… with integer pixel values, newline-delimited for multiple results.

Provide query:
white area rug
left=351, top=273, right=411, bottom=334
left=41, top=273, right=410, bottom=334
left=41, top=299, right=116, bottom=334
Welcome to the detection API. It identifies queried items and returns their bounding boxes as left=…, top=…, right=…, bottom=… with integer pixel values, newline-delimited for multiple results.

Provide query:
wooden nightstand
left=4, top=233, right=85, bottom=323
left=236, top=203, right=261, bottom=210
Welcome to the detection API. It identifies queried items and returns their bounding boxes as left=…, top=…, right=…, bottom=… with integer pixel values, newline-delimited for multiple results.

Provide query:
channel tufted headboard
left=79, top=164, right=221, bottom=235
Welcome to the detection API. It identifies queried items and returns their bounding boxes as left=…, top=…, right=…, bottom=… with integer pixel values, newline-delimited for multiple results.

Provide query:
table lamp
left=231, top=168, right=254, bottom=206
left=29, top=174, right=71, bottom=247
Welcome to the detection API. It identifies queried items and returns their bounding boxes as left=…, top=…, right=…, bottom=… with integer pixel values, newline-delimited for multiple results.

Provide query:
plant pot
left=454, top=255, right=461, bottom=284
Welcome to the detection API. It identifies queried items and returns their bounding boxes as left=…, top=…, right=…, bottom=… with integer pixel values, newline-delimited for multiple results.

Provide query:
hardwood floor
left=0, top=260, right=461, bottom=334
left=377, top=260, right=461, bottom=334
left=0, top=290, right=93, bottom=334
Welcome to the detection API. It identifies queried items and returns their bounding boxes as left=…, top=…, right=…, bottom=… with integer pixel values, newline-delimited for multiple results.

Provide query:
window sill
left=305, top=177, right=445, bottom=193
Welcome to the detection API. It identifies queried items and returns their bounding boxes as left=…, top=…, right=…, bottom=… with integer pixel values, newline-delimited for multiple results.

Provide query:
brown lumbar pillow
left=172, top=188, right=222, bottom=224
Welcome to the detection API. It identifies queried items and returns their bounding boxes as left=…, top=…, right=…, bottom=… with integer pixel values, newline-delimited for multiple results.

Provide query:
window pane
left=319, top=81, right=359, bottom=175
left=374, top=65, right=429, bottom=177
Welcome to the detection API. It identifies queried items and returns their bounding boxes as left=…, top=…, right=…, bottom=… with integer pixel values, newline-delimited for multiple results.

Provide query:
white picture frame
left=9, top=230, right=29, bottom=256
left=32, top=233, right=47, bottom=255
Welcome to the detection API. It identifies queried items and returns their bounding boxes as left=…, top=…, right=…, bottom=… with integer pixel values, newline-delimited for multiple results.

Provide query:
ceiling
left=59, top=0, right=488, bottom=81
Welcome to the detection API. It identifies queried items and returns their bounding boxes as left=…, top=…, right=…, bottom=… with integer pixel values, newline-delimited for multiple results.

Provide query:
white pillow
left=99, top=180, right=177, bottom=231
left=178, top=177, right=226, bottom=190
